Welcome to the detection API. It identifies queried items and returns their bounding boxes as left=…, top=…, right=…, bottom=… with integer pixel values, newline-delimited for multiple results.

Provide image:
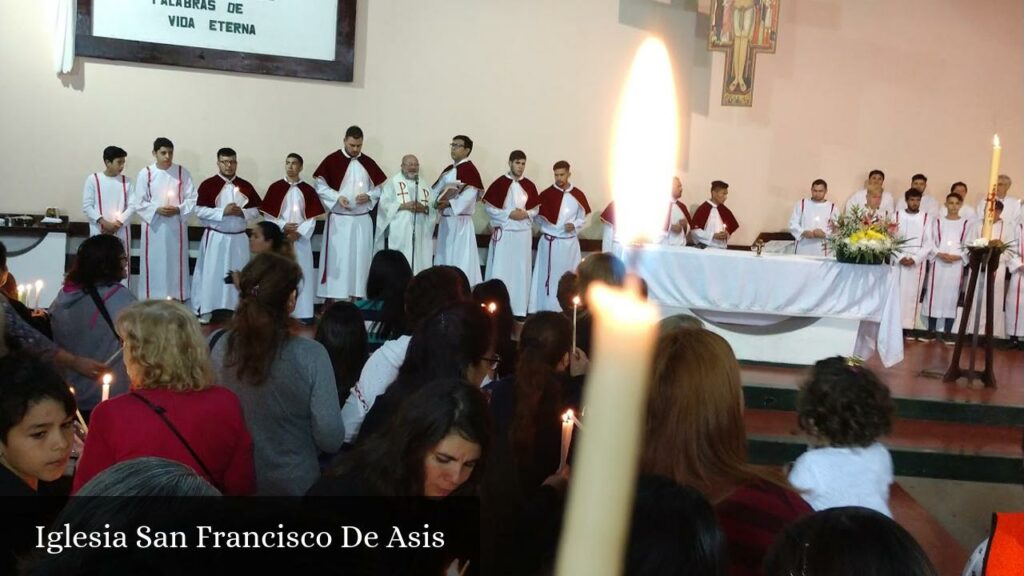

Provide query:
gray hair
left=76, top=457, right=221, bottom=497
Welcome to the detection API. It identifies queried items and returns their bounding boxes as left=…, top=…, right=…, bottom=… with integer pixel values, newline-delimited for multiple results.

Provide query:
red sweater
left=73, top=387, right=256, bottom=495
left=715, top=480, right=812, bottom=576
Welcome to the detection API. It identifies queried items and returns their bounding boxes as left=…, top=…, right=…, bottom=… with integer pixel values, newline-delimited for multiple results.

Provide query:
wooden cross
left=707, top=0, right=780, bottom=107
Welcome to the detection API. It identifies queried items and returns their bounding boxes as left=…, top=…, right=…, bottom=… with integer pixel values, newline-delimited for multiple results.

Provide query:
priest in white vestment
left=191, top=148, right=262, bottom=318
left=788, top=179, right=835, bottom=256
left=375, top=155, right=435, bottom=275
left=526, top=161, right=590, bottom=313
left=313, top=126, right=388, bottom=300
left=131, top=137, right=196, bottom=301
left=846, top=169, right=894, bottom=214
left=262, top=153, right=325, bottom=320
left=894, top=190, right=933, bottom=332
left=976, top=175, right=1020, bottom=228
left=483, top=150, right=540, bottom=317
left=83, top=145, right=134, bottom=286
left=433, top=135, right=485, bottom=286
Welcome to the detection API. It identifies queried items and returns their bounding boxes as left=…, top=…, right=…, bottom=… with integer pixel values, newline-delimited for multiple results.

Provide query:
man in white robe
left=313, top=126, right=387, bottom=300
left=976, top=175, right=1020, bottom=228
left=690, top=181, right=739, bottom=249
left=662, top=176, right=692, bottom=247
left=1005, top=221, right=1024, bottom=347
left=788, top=178, right=835, bottom=256
left=895, top=174, right=940, bottom=217
left=190, top=148, right=262, bottom=319
left=942, top=182, right=977, bottom=220
left=482, top=150, right=540, bottom=317
left=526, top=161, right=591, bottom=313
left=894, top=189, right=933, bottom=334
left=82, top=145, right=134, bottom=286
left=261, top=153, right=325, bottom=321
left=433, top=134, right=485, bottom=286
left=375, top=155, right=435, bottom=275
left=846, top=169, right=894, bottom=214
left=966, top=201, right=1011, bottom=338
left=923, top=193, right=971, bottom=343
left=131, top=137, right=196, bottom=301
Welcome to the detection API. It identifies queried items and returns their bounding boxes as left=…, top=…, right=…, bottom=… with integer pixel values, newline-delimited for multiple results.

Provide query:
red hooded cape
left=196, top=175, right=261, bottom=209
left=482, top=175, right=539, bottom=209
left=690, top=201, right=739, bottom=233
left=312, top=151, right=388, bottom=191
left=261, top=179, right=326, bottom=219
left=527, top=186, right=592, bottom=225
left=432, top=160, right=485, bottom=191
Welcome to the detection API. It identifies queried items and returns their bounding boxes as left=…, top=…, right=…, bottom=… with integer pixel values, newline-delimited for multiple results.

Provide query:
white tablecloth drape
left=620, top=245, right=904, bottom=367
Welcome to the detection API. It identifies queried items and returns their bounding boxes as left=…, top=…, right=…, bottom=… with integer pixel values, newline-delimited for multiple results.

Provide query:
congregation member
left=473, top=279, right=517, bottom=379
left=433, top=135, right=486, bottom=286
left=962, top=431, right=1024, bottom=576
left=483, top=150, right=540, bottom=317
left=572, top=252, right=627, bottom=358
left=943, top=181, right=976, bottom=220
left=664, top=176, right=692, bottom=246
left=846, top=169, right=894, bottom=214
left=313, top=125, right=388, bottom=300
left=896, top=173, right=940, bottom=217
left=788, top=178, right=835, bottom=256
left=923, top=192, right=971, bottom=343
left=788, top=357, right=895, bottom=517
left=49, top=235, right=134, bottom=415
left=690, top=180, right=739, bottom=249
left=314, top=301, right=368, bottom=408
left=977, top=174, right=1019, bottom=226
left=895, top=188, right=933, bottom=333
left=0, top=241, right=52, bottom=337
left=210, top=253, right=344, bottom=495
left=1007, top=218, right=1024, bottom=348
left=260, top=153, right=325, bottom=322
left=81, top=145, right=134, bottom=279
left=132, top=137, right=196, bottom=301
left=357, top=249, right=412, bottom=347
left=527, top=161, right=591, bottom=312
left=640, top=328, right=811, bottom=576
left=191, top=147, right=262, bottom=322
left=73, top=300, right=256, bottom=495
left=375, top=154, right=435, bottom=274
left=248, top=221, right=294, bottom=259
left=341, top=265, right=471, bottom=443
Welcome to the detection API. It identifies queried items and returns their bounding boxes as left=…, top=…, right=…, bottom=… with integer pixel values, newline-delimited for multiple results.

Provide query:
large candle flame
left=993, top=134, right=1000, bottom=148
left=610, top=37, right=680, bottom=245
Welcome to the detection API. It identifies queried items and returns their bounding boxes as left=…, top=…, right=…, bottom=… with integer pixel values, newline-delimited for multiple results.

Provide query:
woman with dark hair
left=641, top=328, right=811, bottom=576
left=314, top=301, right=368, bottom=407
left=356, top=301, right=495, bottom=443
left=341, top=265, right=471, bottom=443
left=249, top=220, right=295, bottom=259
left=210, top=252, right=344, bottom=495
left=764, top=507, right=937, bottom=576
left=473, top=278, right=517, bottom=380
left=357, top=249, right=412, bottom=346
left=50, top=234, right=135, bottom=415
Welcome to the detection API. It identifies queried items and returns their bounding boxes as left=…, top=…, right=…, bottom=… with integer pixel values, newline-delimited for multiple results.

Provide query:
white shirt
left=788, top=442, right=894, bottom=517
left=340, top=335, right=411, bottom=443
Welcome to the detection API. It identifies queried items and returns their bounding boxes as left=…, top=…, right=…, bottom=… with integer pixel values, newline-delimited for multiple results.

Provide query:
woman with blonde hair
left=641, top=328, right=810, bottom=576
left=72, top=300, right=255, bottom=495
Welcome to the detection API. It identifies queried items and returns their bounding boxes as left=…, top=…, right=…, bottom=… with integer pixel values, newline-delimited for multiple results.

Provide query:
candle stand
left=943, top=243, right=1007, bottom=388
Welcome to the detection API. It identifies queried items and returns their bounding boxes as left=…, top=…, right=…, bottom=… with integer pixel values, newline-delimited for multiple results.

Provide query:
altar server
left=942, top=182, right=976, bottom=220
left=482, top=150, right=539, bottom=317
left=788, top=179, right=835, bottom=256
left=191, top=148, right=262, bottom=320
left=526, top=160, right=590, bottom=313
left=967, top=201, right=1011, bottom=338
left=375, top=154, right=435, bottom=275
left=663, top=176, right=692, bottom=247
left=433, top=135, right=485, bottom=286
left=82, top=146, right=134, bottom=285
left=923, top=193, right=971, bottom=342
left=894, top=189, right=933, bottom=332
left=132, top=137, right=196, bottom=301
left=690, top=180, right=739, bottom=249
left=1006, top=220, right=1024, bottom=346
left=600, top=202, right=617, bottom=253
left=261, top=153, right=325, bottom=321
left=895, top=174, right=940, bottom=218
left=846, top=169, right=894, bottom=214
left=313, top=126, right=387, bottom=300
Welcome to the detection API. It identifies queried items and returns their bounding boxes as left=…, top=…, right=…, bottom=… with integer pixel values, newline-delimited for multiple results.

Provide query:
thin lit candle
left=68, top=386, right=89, bottom=434
left=16, top=284, right=25, bottom=304
left=571, top=296, right=581, bottom=353
left=165, top=191, right=175, bottom=207
left=100, top=373, right=112, bottom=402
left=33, top=279, right=43, bottom=309
left=559, top=409, right=574, bottom=470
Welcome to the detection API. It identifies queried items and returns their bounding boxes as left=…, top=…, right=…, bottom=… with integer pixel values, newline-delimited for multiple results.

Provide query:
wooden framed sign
left=75, top=0, right=356, bottom=82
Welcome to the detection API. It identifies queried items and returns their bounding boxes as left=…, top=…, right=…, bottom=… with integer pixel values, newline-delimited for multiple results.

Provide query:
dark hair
left=253, top=221, right=291, bottom=257
left=797, top=356, right=894, bottom=447
left=315, top=302, right=368, bottom=408
left=152, top=137, right=173, bottom=151
left=811, top=179, right=828, bottom=189
left=103, top=146, right=127, bottom=163
left=472, top=279, right=516, bottom=378
left=286, top=152, right=304, bottom=165
left=404, top=265, right=472, bottom=333
left=216, top=147, right=236, bottom=159
left=869, top=169, right=885, bottom=180
left=711, top=180, right=729, bottom=191
left=950, top=181, right=967, bottom=193
left=556, top=271, right=579, bottom=314
left=337, top=379, right=491, bottom=496
left=453, top=134, right=473, bottom=152
left=626, top=475, right=726, bottom=576
left=905, top=188, right=923, bottom=201
left=764, top=507, right=937, bottom=576
left=0, top=240, right=7, bottom=270
left=947, top=192, right=964, bottom=202
left=510, top=312, right=570, bottom=473
left=366, top=250, right=412, bottom=341
left=0, top=351, right=76, bottom=443
left=911, top=173, right=927, bottom=183
left=67, top=234, right=126, bottom=288
left=226, top=253, right=303, bottom=385
left=509, top=150, right=527, bottom=162
left=345, top=125, right=364, bottom=140
left=553, top=160, right=571, bottom=171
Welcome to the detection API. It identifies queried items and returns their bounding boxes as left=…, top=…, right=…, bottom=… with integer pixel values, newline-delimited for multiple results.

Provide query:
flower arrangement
left=827, top=205, right=906, bottom=265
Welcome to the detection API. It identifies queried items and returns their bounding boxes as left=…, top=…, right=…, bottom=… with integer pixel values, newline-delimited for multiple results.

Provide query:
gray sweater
left=210, top=334, right=345, bottom=496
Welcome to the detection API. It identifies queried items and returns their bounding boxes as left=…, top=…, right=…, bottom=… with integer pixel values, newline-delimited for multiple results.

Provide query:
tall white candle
left=100, top=373, right=112, bottom=402
left=571, top=296, right=581, bottom=353
left=559, top=409, right=574, bottom=470
left=33, top=280, right=43, bottom=309
left=22, top=284, right=33, bottom=308
left=165, top=191, right=175, bottom=207
left=16, top=284, right=25, bottom=304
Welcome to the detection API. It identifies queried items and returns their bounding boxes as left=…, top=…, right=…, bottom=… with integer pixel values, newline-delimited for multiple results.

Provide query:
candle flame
left=101, top=373, right=113, bottom=385
left=572, top=296, right=581, bottom=306
left=34, top=279, right=43, bottom=292
left=993, top=134, right=1000, bottom=148
left=69, top=386, right=76, bottom=395
left=610, top=37, right=680, bottom=244
left=487, top=302, right=497, bottom=314
left=562, top=409, right=575, bottom=424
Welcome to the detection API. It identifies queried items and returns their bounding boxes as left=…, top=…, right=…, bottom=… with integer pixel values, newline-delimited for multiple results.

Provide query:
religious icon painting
left=707, top=0, right=780, bottom=107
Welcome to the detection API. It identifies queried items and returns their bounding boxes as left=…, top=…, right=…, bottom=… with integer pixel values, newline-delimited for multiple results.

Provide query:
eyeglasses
left=450, top=143, right=466, bottom=149
left=480, top=355, right=501, bottom=369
